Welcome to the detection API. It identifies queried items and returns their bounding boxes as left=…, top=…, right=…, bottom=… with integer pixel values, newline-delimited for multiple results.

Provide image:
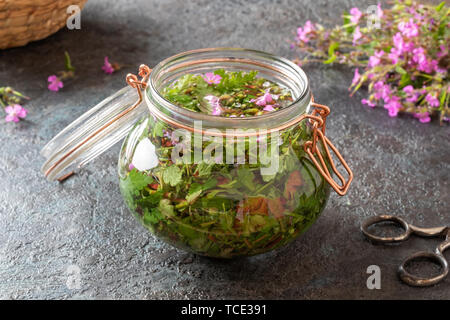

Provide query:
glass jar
left=41, top=48, right=353, bottom=258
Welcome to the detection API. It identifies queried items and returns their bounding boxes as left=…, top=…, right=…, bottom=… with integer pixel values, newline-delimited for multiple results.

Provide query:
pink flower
left=412, top=47, right=426, bottom=65
left=389, top=32, right=414, bottom=64
left=351, top=69, right=361, bottom=86
left=389, top=50, right=400, bottom=64
left=368, top=50, right=384, bottom=68
left=398, top=19, right=419, bottom=37
left=374, top=81, right=391, bottom=102
left=5, top=104, right=28, bottom=123
left=437, top=45, right=448, bottom=58
left=436, top=66, right=447, bottom=74
left=425, top=93, right=440, bottom=107
left=350, top=7, right=363, bottom=24
left=204, top=95, right=222, bottom=115
left=416, top=57, right=438, bottom=73
left=377, top=3, right=383, bottom=19
left=389, top=33, right=413, bottom=64
left=384, top=96, right=401, bottom=117
left=163, top=129, right=178, bottom=144
left=47, top=75, right=63, bottom=92
left=392, top=33, right=406, bottom=53
left=353, top=27, right=362, bottom=45
left=297, top=21, right=315, bottom=43
left=414, top=112, right=431, bottom=123
left=303, top=21, right=315, bottom=33
left=411, top=47, right=439, bottom=73
left=361, top=99, right=376, bottom=108
left=102, top=56, right=114, bottom=74
left=202, top=73, right=222, bottom=85
left=128, top=163, right=135, bottom=171
left=403, top=85, right=420, bottom=103
left=251, top=89, right=277, bottom=106
left=263, top=105, right=275, bottom=112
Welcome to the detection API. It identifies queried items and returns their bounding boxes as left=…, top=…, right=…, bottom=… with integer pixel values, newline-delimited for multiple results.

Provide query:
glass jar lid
left=41, top=83, right=148, bottom=181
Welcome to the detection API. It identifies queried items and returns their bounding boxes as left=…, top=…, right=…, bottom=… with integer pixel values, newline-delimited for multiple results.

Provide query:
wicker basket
left=0, top=0, right=88, bottom=49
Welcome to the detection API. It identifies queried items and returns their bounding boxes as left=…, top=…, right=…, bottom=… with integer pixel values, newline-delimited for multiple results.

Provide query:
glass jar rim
left=40, top=48, right=312, bottom=181
left=146, top=48, right=311, bottom=130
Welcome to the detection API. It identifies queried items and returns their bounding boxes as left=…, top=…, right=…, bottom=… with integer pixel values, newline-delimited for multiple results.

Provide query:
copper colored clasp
left=126, top=64, right=152, bottom=100
left=304, top=101, right=353, bottom=196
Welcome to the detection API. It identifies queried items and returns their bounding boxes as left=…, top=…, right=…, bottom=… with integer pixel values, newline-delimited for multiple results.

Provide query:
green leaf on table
left=324, top=55, right=337, bottom=64
left=64, top=51, right=75, bottom=72
left=324, top=42, right=339, bottom=65
left=342, top=12, right=354, bottom=34
left=328, top=42, right=339, bottom=57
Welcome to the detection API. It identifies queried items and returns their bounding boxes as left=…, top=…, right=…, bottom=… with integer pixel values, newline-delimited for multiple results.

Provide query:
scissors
left=361, top=215, right=450, bottom=287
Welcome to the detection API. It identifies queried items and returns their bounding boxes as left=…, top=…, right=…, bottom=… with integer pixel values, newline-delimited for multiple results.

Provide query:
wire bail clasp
left=304, top=101, right=353, bottom=196
left=126, top=64, right=152, bottom=102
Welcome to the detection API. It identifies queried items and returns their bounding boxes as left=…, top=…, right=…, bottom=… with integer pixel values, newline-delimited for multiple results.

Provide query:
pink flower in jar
left=204, top=95, right=222, bottom=116
left=251, top=89, right=278, bottom=106
left=202, top=73, right=222, bottom=85
left=263, top=105, right=276, bottom=112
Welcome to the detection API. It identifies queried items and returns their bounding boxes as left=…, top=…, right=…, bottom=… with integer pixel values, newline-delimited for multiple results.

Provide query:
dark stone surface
left=0, top=0, right=448, bottom=299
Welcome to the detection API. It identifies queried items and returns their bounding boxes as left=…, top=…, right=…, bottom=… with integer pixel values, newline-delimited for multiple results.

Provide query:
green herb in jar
left=119, top=70, right=330, bottom=258
left=161, top=69, right=294, bottom=117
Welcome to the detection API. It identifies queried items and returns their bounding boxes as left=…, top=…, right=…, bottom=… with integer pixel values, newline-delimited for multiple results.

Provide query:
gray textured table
left=0, top=0, right=448, bottom=299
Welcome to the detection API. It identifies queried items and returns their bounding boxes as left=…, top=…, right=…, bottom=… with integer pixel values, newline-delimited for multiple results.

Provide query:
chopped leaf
left=162, top=166, right=182, bottom=186
left=284, top=170, right=303, bottom=200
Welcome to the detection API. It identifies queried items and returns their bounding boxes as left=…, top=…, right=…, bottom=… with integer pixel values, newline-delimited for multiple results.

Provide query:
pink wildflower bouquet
left=292, top=0, right=449, bottom=124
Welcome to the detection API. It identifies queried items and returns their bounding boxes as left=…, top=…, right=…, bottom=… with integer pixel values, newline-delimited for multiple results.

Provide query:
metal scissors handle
left=361, top=215, right=450, bottom=287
